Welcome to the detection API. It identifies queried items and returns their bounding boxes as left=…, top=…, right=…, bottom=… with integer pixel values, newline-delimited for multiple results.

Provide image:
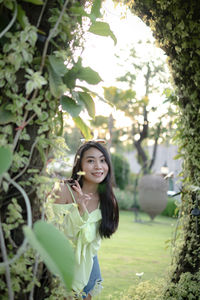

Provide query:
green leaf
left=78, top=92, right=95, bottom=118
left=48, top=65, right=64, bottom=98
left=89, top=22, right=117, bottom=45
left=69, top=5, right=89, bottom=18
left=17, top=4, right=26, bottom=29
left=0, top=146, right=12, bottom=176
left=22, top=0, right=43, bottom=4
left=49, top=55, right=67, bottom=77
left=77, top=85, right=113, bottom=106
left=78, top=67, right=102, bottom=85
left=73, top=116, right=92, bottom=139
left=36, top=144, right=46, bottom=164
left=23, top=221, right=74, bottom=291
left=55, top=111, right=64, bottom=136
left=0, top=105, right=15, bottom=124
left=166, top=22, right=172, bottom=30
left=173, top=153, right=184, bottom=160
left=90, top=0, right=102, bottom=20
left=63, top=70, right=77, bottom=89
left=61, top=95, right=82, bottom=117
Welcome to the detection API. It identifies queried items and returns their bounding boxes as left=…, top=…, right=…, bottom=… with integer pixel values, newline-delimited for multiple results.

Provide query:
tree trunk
left=0, top=1, right=75, bottom=299
left=130, top=0, right=200, bottom=298
left=133, top=106, right=149, bottom=174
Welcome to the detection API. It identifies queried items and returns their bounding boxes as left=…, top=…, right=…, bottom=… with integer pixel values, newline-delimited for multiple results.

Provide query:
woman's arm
left=53, top=182, right=71, bottom=204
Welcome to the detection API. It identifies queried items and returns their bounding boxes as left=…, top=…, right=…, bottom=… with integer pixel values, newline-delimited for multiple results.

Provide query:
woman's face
left=81, top=147, right=109, bottom=184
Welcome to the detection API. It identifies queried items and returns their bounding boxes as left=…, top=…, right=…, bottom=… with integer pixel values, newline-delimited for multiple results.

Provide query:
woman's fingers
left=72, top=181, right=82, bottom=195
left=70, top=181, right=94, bottom=213
left=71, top=182, right=92, bottom=206
left=74, top=180, right=81, bottom=189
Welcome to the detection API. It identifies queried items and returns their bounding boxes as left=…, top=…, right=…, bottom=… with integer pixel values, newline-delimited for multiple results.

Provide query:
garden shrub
left=107, top=279, right=165, bottom=299
left=114, top=188, right=134, bottom=210
left=163, top=271, right=200, bottom=300
left=111, top=153, right=130, bottom=189
left=161, top=197, right=179, bottom=218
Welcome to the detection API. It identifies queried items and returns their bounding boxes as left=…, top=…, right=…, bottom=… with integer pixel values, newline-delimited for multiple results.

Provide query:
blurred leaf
left=17, top=4, right=26, bottom=29
left=73, top=117, right=92, bottom=139
left=90, top=0, right=102, bottom=20
left=48, top=65, right=65, bottom=98
left=63, top=70, right=77, bottom=89
left=78, top=67, right=102, bottom=85
left=61, top=95, right=82, bottom=117
left=0, top=105, right=15, bottom=124
left=23, top=221, right=74, bottom=291
left=36, top=144, right=46, bottom=164
left=173, top=153, right=184, bottom=160
left=76, top=85, right=95, bottom=95
left=0, top=146, right=12, bottom=176
left=89, top=22, right=117, bottom=45
left=56, top=111, right=64, bottom=136
left=69, top=5, right=89, bottom=18
left=49, top=55, right=67, bottom=77
left=22, top=0, right=43, bottom=4
left=78, top=92, right=95, bottom=118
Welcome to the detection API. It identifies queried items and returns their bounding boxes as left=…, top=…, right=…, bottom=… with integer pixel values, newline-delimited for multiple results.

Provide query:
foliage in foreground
left=0, top=0, right=117, bottom=299
left=106, top=279, right=165, bottom=300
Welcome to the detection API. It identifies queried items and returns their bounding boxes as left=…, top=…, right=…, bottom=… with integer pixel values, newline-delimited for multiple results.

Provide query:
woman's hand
left=71, top=180, right=91, bottom=215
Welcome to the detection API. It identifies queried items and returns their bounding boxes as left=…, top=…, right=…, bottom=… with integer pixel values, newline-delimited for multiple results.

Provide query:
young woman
left=50, top=140, right=119, bottom=299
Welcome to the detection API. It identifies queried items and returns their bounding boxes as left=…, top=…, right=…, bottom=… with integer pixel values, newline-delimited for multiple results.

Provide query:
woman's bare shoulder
left=53, top=182, right=73, bottom=204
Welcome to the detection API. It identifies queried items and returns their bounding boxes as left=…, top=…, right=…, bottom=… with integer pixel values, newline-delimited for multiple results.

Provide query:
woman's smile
left=92, top=171, right=104, bottom=177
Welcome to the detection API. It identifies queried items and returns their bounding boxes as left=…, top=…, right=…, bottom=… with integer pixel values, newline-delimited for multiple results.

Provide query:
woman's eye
left=88, top=159, right=94, bottom=163
left=101, top=158, right=106, bottom=163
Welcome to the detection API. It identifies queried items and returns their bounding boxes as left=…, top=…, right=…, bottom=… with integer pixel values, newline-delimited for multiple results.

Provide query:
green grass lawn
left=97, top=210, right=176, bottom=299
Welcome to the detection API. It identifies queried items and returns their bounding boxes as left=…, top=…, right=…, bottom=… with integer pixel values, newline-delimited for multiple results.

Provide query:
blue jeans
left=82, top=256, right=102, bottom=298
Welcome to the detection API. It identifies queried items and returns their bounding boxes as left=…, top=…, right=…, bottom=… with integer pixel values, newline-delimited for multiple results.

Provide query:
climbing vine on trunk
left=125, top=0, right=200, bottom=299
left=0, top=0, right=116, bottom=299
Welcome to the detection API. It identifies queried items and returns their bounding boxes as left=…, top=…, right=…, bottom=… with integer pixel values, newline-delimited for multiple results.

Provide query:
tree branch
left=0, top=216, right=14, bottom=300
left=148, top=121, right=161, bottom=170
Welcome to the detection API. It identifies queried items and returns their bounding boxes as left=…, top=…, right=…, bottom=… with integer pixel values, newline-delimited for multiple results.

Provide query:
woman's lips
left=92, top=172, right=103, bottom=177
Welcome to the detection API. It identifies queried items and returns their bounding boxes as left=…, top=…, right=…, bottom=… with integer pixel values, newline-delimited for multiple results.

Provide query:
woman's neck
left=82, top=181, right=98, bottom=195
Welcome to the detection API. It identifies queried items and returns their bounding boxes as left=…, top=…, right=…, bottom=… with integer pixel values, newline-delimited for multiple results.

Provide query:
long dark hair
left=69, top=141, right=119, bottom=238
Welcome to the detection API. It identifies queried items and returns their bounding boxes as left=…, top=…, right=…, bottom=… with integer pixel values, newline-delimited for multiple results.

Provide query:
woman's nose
left=94, top=160, right=101, bottom=168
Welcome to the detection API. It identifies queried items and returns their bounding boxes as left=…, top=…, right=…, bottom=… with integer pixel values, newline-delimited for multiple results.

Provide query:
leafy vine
left=0, top=0, right=116, bottom=299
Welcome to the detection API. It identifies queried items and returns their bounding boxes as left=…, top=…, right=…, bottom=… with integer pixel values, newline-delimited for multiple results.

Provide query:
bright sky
left=81, top=0, right=171, bottom=129
left=82, top=0, right=154, bottom=81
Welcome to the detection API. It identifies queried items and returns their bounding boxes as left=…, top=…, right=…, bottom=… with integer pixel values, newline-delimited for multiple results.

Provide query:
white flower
left=77, top=171, right=86, bottom=175
left=136, top=272, right=144, bottom=277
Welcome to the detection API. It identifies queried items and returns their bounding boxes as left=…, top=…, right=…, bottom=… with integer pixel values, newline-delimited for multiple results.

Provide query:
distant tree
left=104, top=41, right=176, bottom=174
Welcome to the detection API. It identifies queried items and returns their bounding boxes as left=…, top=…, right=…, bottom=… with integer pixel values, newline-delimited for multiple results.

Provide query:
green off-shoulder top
left=46, top=184, right=102, bottom=294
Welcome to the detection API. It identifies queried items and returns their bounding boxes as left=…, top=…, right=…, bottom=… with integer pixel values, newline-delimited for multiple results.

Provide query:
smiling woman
left=47, top=141, right=119, bottom=299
